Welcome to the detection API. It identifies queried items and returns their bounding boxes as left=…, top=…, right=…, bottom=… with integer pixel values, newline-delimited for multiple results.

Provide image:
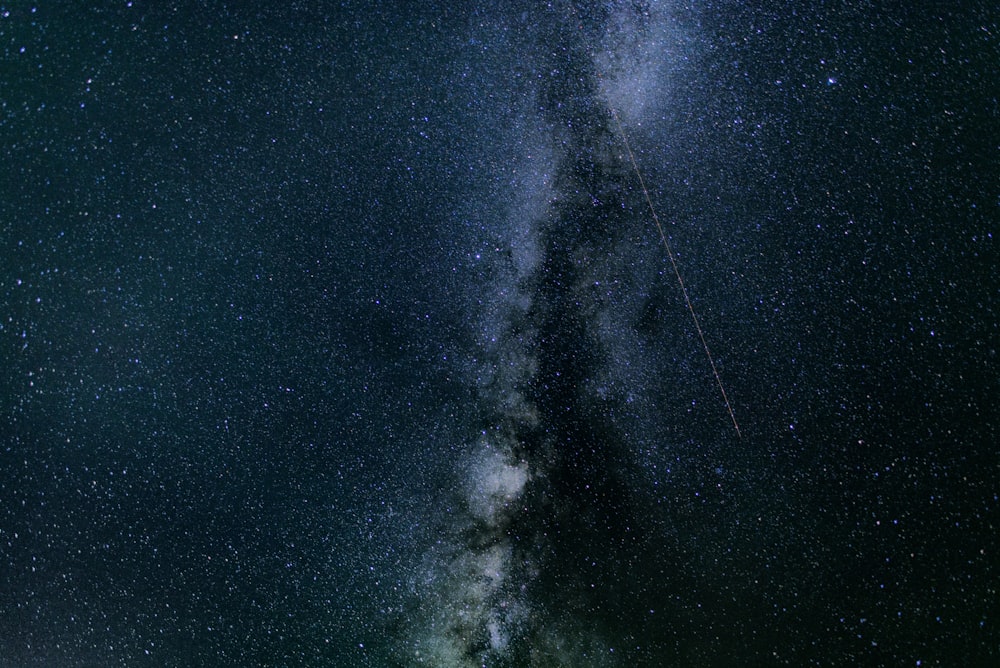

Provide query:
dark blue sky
left=2, top=2, right=997, bottom=666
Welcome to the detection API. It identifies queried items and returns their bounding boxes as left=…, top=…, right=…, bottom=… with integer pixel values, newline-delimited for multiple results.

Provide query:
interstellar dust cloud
left=397, top=3, right=692, bottom=665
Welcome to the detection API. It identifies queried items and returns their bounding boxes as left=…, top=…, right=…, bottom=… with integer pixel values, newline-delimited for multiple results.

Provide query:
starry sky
left=1, top=2, right=998, bottom=666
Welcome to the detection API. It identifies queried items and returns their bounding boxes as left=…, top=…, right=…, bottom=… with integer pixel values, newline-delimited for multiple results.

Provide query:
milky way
left=2, top=1, right=997, bottom=666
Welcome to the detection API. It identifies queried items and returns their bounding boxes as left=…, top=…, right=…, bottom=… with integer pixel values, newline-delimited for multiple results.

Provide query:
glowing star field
left=2, top=2, right=997, bottom=666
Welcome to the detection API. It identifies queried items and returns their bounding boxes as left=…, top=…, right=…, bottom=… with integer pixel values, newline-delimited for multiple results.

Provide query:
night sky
left=2, top=2, right=998, bottom=666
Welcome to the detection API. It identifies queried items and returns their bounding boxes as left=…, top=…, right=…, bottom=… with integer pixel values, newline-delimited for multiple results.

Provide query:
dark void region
left=498, top=48, right=692, bottom=664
